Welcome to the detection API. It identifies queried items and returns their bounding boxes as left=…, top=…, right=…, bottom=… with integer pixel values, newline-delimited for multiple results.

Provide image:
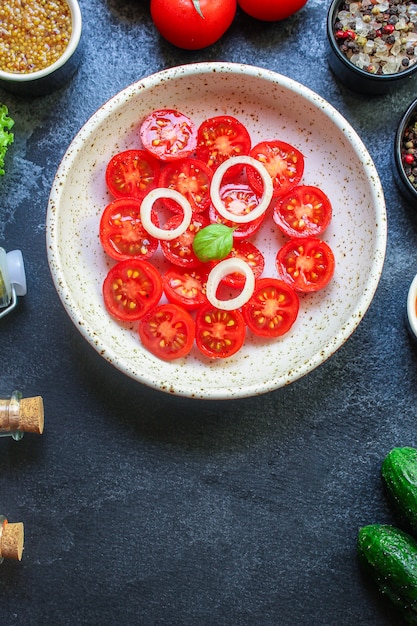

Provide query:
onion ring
left=210, top=155, right=273, bottom=224
left=206, top=257, right=255, bottom=311
left=140, top=188, right=192, bottom=240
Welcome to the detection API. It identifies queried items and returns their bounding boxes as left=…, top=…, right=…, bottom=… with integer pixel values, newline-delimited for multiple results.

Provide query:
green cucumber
left=358, top=524, right=417, bottom=624
left=382, top=447, right=417, bottom=534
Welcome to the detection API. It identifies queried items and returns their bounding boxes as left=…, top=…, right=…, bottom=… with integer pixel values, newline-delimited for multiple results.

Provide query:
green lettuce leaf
left=0, top=104, right=14, bottom=176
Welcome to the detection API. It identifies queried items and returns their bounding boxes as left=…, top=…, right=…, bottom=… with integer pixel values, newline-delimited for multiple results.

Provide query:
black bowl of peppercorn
left=327, top=0, right=417, bottom=95
left=395, top=98, right=417, bottom=205
left=0, top=0, right=82, bottom=97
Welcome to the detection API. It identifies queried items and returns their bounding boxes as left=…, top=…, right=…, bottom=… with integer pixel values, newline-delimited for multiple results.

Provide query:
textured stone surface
left=0, top=0, right=416, bottom=624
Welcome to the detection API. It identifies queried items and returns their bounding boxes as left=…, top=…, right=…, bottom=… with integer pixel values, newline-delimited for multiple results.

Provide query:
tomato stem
left=192, top=0, right=204, bottom=19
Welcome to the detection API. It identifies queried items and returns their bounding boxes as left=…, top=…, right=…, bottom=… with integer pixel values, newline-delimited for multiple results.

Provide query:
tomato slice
left=242, top=277, right=299, bottom=337
left=99, top=198, right=159, bottom=261
left=208, top=208, right=264, bottom=240
left=209, top=182, right=265, bottom=240
left=248, top=140, right=304, bottom=198
left=163, top=266, right=209, bottom=311
left=103, top=259, right=163, bottom=321
left=139, top=109, right=197, bottom=162
left=159, top=158, right=213, bottom=213
left=208, top=181, right=265, bottom=240
left=196, top=115, right=251, bottom=175
left=138, top=303, right=195, bottom=361
left=273, top=185, right=332, bottom=238
left=105, top=150, right=160, bottom=200
left=276, top=237, right=335, bottom=293
left=195, top=304, right=246, bottom=358
left=220, top=240, right=265, bottom=288
left=161, top=213, right=209, bottom=268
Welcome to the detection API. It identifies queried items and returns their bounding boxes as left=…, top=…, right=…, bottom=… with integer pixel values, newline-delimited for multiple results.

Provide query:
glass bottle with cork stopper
left=0, top=391, right=44, bottom=440
left=0, top=516, right=24, bottom=563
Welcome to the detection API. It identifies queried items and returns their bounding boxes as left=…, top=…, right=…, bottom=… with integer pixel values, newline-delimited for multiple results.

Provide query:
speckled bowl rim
left=0, top=0, right=82, bottom=83
left=46, top=62, right=387, bottom=400
left=407, top=274, right=417, bottom=338
left=327, top=0, right=417, bottom=83
left=395, top=97, right=417, bottom=203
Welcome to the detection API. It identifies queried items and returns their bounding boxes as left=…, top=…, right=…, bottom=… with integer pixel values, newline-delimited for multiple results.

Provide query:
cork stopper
left=19, top=396, right=44, bottom=434
left=0, top=522, right=24, bottom=561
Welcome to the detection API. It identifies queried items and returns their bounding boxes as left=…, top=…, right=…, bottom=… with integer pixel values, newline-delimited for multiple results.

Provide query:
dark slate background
left=1, top=0, right=417, bottom=624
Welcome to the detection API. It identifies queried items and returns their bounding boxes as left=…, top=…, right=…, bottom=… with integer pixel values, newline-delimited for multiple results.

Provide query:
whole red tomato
left=237, top=0, right=307, bottom=21
left=150, top=0, right=237, bottom=50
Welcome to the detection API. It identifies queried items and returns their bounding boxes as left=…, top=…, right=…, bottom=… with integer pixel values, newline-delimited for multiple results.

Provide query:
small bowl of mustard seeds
left=327, top=0, right=417, bottom=95
left=394, top=97, right=417, bottom=204
left=0, top=0, right=82, bottom=96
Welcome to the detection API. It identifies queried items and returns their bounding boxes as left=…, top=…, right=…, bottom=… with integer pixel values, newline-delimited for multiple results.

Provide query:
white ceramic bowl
left=46, top=62, right=387, bottom=400
left=0, top=0, right=82, bottom=96
left=407, top=274, right=417, bottom=340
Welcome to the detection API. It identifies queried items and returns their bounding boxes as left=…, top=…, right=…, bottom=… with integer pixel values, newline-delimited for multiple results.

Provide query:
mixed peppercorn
left=0, top=0, right=72, bottom=74
left=401, top=113, right=417, bottom=190
left=333, top=0, right=417, bottom=75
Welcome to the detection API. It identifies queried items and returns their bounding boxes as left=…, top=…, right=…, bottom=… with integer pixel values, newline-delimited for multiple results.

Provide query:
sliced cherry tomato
left=237, top=0, right=307, bottom=22
left=140, top=109, right=197, bottom=162
left=195, top=304, right=246, bottom=358
left=99, top=198, right=159, bottom=261
left=159, top=158, right=213, bottom=213
left=138, top=303, right=195, bottom=361
left=276, top=237, right=335, bottom=293
left=273, top=185, right=332, bottom=238
left=103, top=259, right=163, bottom=321
left=161, top=212, right=209, bottom=268
left=221, top=240, right=265, bottom=288
left=196, top=115, right=251, bottom=176
left=209, top=208, right=264, bottom=240
left=163, top=266, right=209, bottom=311
left=208, top=182, right=265, bottom=240
left=242, top=277, right=299, bottom=337
left=150, top=0, right=236, bottom=50
left=248, top=140, right=304, bottom=198
left=105, top=150, right=160, bottom=200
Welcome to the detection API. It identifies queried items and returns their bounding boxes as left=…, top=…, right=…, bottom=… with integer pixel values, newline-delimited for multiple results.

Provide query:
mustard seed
left=0, top=0, right=72, bottom=74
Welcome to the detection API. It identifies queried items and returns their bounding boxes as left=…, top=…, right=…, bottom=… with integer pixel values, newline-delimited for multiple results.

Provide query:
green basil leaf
left=192, top=224, right=235, bottom=262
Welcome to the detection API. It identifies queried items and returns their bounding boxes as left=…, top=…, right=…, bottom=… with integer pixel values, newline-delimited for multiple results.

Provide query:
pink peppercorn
left=345, top=30, right=356, bottom=39
left=335, top=29, right=356, bottom=40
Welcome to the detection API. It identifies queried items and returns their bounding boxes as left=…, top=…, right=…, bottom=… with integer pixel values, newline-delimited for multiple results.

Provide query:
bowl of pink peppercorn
left=327, top=0, right=417, bottom=95
left=395, top=97, right=417, bottom=205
